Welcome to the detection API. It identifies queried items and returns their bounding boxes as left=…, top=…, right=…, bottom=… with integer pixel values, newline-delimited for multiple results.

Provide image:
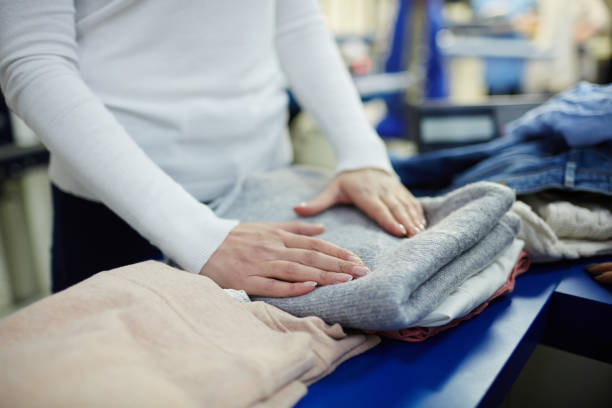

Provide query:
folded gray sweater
left=215, top=167, right=519, bottom=330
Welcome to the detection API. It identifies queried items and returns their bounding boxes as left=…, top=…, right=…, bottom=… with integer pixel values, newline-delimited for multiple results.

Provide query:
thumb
left=294, top=185, right=339, bottom=216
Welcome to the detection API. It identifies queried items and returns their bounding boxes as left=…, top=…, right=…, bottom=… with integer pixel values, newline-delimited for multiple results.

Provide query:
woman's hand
left=294, top=168, right=426, bottom=237
left=199, top=221, right=369, bottom=297
left=586, top=262, right=612, bottom=285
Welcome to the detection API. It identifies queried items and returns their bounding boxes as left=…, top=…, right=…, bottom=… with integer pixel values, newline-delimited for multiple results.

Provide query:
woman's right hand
left=199, top=222, right=370, bottom=297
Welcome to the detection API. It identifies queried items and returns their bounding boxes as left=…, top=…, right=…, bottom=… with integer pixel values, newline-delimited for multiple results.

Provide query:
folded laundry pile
left=224, top=240, right=529, bottom=343
left=390, top=82, right=612, bottom=198
left=215, top=167, right=520, bottom=331
left=390, top=82, right=612, bottom=266
left=0, top=261, right=378, bottom=408
left=379, top=247, right=530, bottom=342
left=409, top=239, right=526, bottom=328
left=510, top=191, right=612, bottom=262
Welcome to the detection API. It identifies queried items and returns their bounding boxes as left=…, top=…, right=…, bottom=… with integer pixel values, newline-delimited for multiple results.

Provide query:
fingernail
left=337, top=273, right=353, bottom=282
left=348, top=255, right=363, bottom=264
left=302, top=281, right=318, bottom=287
left=398, top=224, right=407, bottom=236
left=352, top=265, right=370, bottom=277
left=296, top=202, right=308, bottom=207
left=419, top=222, right=426, bottom=230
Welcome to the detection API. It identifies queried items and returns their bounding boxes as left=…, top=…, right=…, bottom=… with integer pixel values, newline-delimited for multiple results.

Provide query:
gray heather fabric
left=215, top=167, right=519, bottom=330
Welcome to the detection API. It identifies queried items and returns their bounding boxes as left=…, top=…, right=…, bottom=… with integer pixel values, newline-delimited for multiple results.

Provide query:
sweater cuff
left=175, top=217, right=240, bottom=274
left=333, top=134, right=396, bottom=177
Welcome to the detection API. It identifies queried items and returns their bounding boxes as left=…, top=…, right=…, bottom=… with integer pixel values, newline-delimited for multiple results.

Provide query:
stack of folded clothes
left=390, top=82, right=612, bottom=199
left=378, top=243, right=530, bottom=341
left=215, top=167, right=525, bottom=338
left=390, top=81, right=612, bottom=266
left=511, top=191, right=612, bottom=262
left=0, top=261, right=379, bottom=407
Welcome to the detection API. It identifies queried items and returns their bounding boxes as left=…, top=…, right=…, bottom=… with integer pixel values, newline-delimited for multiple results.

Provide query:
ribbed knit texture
left=216, top=167, right=519, bottom=330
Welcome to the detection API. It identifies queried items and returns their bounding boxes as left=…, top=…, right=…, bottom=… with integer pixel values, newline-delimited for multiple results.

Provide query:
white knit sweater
left=0, top=0, right=392, bottom=273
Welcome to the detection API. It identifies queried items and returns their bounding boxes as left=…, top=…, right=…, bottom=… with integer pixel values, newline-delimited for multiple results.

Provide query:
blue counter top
left=297, top=257, right=612, bottom=408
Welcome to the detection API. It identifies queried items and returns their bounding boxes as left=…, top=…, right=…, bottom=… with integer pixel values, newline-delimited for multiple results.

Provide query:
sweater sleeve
left=275, top=0, right=394, bottom=175
left=0, top=0, right=238, bottom=274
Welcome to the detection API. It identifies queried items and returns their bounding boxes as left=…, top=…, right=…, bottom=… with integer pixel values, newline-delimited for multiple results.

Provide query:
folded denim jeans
left=391, top=82, right=612, bottom=197
left=507, top=81, right=612, bottom=148
left=215, top=167, right=519, bottom=330
left=391, top=133, right=612, bottom=197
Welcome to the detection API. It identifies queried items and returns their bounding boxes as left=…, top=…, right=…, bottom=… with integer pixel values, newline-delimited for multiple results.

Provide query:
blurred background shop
left=0, top=1, right=611, bottom=406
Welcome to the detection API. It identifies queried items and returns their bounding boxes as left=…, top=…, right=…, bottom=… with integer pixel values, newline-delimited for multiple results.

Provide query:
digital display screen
left=420, top=114, right=495, bottom=144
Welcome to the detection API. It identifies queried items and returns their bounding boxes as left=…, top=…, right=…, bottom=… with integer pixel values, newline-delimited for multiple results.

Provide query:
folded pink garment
left=0, top=261, right=379, bottom=408
left=379, top=251, right=531, bottom=342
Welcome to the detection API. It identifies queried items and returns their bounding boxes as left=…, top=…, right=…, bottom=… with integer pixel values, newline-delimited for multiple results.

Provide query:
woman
left=0, top=0, right=426, bottom=296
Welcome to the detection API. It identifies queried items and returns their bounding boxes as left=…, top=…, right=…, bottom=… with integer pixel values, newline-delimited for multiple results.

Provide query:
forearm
left=0, top=0, right=237, bottom=273
left=275, top=0, right=393, bottom=174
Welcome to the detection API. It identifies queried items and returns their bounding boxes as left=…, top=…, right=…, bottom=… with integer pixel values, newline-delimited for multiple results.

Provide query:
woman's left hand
left=294, top=168, right=427, bottom=237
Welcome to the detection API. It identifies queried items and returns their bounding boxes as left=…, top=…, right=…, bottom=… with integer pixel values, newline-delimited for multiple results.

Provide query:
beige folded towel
left=0, top=261, right=378, bottom=408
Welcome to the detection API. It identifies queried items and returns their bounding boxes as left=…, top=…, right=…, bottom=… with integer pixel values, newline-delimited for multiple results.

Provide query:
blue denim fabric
left=391, top=86, right=612, bottom=196
left=507, top=82, right=612, bottom=147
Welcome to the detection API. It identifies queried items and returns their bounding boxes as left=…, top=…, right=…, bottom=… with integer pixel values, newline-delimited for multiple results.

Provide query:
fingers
left=200, top=221, right=366, bottom=298
left=586, top=262, right=612, bottom=273
left=265, top=260, right=355, bottom=285
left=275, top=221, right=325, bottom=236
left=282, top=233, right=363, bottom=263
left=354, top=190, right=426, bottom=237
left=354, top=195, right=407, bottom=237
left=400, top=191, right=427, bottom=228
left=596, top=272, right=612, bottom=285
left=293, top=185, right=339, bottom=216
left=271, top=227, right=370, bottom=286
left=382, top=195, right=421, bottom=236
left=247, top=276, right=318, bottom=297
left=292, top=169, right=428, bottom=239
left=283, top=248, right=369, bottom=279
left=586, top=263, right=612, bottom=285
